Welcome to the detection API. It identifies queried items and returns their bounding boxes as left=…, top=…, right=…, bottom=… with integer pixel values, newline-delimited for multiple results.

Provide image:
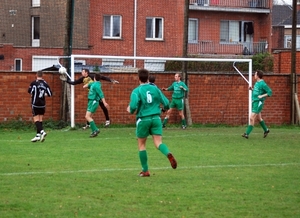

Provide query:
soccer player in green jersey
left=242, top=70, right=272, bottom=139
left=127, top=69, right=177, bottom=177
left=162, top=73, right=189, bottom=129
left=83, top=73, right=109, bottom=137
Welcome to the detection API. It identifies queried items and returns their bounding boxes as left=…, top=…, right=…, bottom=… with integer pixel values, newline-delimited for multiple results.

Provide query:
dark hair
left=149, top=74, right=156, bottom=83
left=82, top=68, right=90, bottom=74
left=138, top=69, right=149, bottom=83
left=94, top=73, right=100, bottom=81
left=256, top=70, right=264, bottom=79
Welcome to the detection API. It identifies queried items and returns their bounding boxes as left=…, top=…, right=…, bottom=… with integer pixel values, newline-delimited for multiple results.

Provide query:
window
left=103, top=15, right=121, bottom=38
left=32, top=0, right=40, bottom=7
left=188, top=19, right=198, bottom=43
left=220, top=20, right=253, bottom=43
left=15, top=59, right=22, bottom=71
left=284, top=35, right=300, bottom=49
left=32, top=16, right=40, bottom=47
left=146, top=17, right=163, bottom=40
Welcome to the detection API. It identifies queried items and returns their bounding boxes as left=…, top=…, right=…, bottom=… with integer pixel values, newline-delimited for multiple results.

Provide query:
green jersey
left=129, top=83, right=169, bottom=118
left=87, top=81, right=104, bottom=101
left=252, top=79, right=272, bottom=102
left=167, top=81, right=188, bottom=99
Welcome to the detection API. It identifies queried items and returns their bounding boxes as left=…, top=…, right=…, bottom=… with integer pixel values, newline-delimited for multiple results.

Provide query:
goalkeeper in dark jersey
left=28, top=71, right=52, bottom=142
left=242, top=70, right=272, bottom=139
left=127, top=69, right=177, bottom=177
left=162, top=73, right=189, bottom=129
left=66, top=68, right=118, bottom=129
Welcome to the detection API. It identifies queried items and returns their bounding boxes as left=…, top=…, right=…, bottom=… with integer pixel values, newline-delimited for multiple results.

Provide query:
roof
left=272, top=5, right=292, bottom=26
left=281, top=10, right=300, bottom=25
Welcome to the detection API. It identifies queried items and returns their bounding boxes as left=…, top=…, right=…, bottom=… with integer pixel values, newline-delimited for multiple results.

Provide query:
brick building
left=1, top=0, right=273, bottom=71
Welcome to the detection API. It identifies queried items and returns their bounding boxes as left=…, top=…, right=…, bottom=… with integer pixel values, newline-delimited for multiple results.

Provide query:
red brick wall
left=0, top=71, right=298, bottom=126
left=273, top=51, right=300, bottom=74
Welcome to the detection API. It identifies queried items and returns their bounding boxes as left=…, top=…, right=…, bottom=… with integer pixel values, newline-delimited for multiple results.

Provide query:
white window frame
left=284, top=35, right=300, bottom=49
left=14, top=58, right=22, bottom=71
left=32, top=56, right=60, bottom=71
left=220, top=20, right=252, bottom=44
left=32, top=16, right=40, bottom=47
left=103, top=15, right=122, bottom=39
left=146, top=17, right=164, bottom=40
left=32, top=0, right=40, bottom=7
left=188, top=18, right=199, bottom=43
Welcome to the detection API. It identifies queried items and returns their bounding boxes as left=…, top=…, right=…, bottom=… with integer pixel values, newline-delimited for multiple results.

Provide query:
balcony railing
left=188, top=41, right=268, bottom=55
left=189, top=0, right=270, bottom=9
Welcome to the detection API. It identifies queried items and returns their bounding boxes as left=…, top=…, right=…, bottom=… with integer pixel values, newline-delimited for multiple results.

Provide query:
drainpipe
left=291, top=0, right=297, bottom=124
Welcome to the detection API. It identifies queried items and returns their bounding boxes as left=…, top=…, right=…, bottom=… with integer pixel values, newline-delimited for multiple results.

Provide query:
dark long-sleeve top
left=67, top=74, right=113, bottom=85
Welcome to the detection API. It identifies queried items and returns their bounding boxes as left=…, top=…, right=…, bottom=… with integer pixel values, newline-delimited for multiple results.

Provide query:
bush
left=165, top=53, right=273, bottom=73
left=0, top=116, right=69, bottom=130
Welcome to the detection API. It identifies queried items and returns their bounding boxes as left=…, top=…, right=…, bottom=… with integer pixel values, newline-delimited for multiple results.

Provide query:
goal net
left=65, top=55, right=252, bottom=128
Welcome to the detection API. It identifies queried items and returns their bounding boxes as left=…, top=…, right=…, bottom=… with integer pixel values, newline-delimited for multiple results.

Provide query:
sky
left=275, top=0, right=292, bottom=5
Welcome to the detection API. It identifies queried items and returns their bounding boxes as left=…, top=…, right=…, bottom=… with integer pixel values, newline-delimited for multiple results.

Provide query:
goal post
left=68, top=55, right=252, bottom=128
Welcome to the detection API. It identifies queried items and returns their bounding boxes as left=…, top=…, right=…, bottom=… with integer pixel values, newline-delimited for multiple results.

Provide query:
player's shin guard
left=89, top=120, right=97, bottom=132
left=246, top=125, right=253, bottom=135
left=158, top=143, right=170, bottom=156
left=259, top=120, right=268, bottom=132
left=139, top=150, right=148, bottom=172
left=35, top=121, right=42, bottom=133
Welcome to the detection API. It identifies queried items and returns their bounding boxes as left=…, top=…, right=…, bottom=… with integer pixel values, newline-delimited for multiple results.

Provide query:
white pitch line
left=0, top=162, right=299, bottom=176
left=0, top=131, right=299, bottom=143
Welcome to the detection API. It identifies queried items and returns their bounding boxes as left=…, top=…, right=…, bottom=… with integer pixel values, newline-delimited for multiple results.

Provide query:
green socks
left=259, top=120, right=268, bottom=132
left=139, top=150, right=148, bottom=172
left=89, top=120, right=97, bottom=132
left=246, top=125, right=253, bottom=135
left=246, top=121, right=268, bottom=136
left=158, top=143, right=170, bottom=156
left=182, top=119, right=186, bottom=126
left=139, top=145, right=170, bottom=172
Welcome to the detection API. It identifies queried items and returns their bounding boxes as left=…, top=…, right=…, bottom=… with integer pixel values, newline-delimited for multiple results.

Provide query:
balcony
left=189, top=0, right=271, bottom=13
left=188, top=40, right=268, bottom=55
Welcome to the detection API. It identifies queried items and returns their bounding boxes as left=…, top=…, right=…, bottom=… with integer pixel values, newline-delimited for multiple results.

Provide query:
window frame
left=14, top=58, right=22, bottom=71
left=188, top=18, right=199, bottom=43
left=220, top=20, right=252, bottom=44
left=32, top=0, right=40, bottom=7
left=103, top=15, right=122, bottom=39
left=145, top=17, right=164, bottom=40
left=32, top=16, right=40, bottom=47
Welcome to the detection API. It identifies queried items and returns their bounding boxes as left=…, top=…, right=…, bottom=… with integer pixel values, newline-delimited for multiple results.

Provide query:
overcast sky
left=275, top=0, right=292, bottom=5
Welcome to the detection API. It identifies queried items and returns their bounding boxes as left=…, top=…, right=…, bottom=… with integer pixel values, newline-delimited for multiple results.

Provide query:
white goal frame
left=69, top=55, right=252, bottom=128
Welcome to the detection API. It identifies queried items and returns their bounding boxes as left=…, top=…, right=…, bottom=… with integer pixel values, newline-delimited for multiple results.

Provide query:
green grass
left=0, top=126, right=299, bottom=217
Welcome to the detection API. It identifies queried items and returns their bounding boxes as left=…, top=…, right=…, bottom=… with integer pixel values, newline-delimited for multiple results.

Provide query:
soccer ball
left=59, top=67, right=67, bottom=75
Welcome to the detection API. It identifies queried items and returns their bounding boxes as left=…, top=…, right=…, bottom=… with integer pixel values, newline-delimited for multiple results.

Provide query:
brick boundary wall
left=0, top=71, right=299, bottom=126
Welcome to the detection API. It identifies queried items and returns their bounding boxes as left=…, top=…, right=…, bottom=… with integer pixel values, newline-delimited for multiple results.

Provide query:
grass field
left=0, top=126, right=299, bottom=217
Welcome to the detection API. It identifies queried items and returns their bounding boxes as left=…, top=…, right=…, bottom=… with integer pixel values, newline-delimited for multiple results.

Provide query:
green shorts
left=170, top=98, right=184, bottom=110
left=252, top=100, right=264, bottom=114
left=87, top=99, right=99, bottom=113
left=136, top=115, right=162, bottom=138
